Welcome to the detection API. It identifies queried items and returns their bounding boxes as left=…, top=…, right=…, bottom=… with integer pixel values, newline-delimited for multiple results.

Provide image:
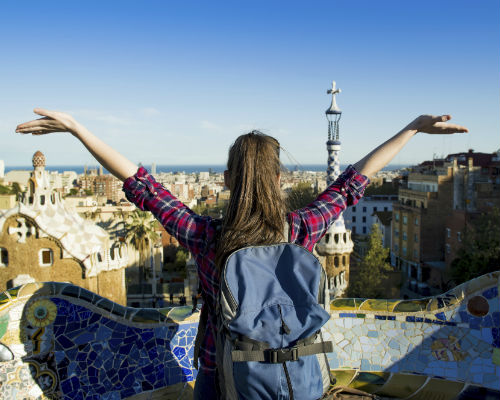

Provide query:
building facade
left=0, top=151, right=129, bottom=304
left=392, top=150, right=500, bottom=298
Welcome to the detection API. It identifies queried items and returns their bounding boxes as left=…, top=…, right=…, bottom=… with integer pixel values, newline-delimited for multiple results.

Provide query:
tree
left=286, top=182, right=317, bottom=212
left=0, top=185, right=11, bottom=194
left=11, top=182, right=22, bottom=196
left=125, top=210, right=160, bottom=280
left=451, top=208, right=500, bottom=285
left=346, top=224, right=392, bottom=298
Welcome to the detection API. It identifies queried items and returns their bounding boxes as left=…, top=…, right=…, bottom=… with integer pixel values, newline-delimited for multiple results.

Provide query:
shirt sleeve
left=122, top=167, right=211, bottom=256
left=287, top=165, right=369, bottom=251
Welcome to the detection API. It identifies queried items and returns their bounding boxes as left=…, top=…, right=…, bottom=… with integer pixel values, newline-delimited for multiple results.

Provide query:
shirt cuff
left=337, top=165, right=370, bottom=206
left=122, top=166, right=158, bottom=211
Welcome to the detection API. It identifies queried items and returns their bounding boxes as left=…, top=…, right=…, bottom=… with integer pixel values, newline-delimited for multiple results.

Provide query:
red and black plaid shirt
left=123, top=165, right=369, bottom=373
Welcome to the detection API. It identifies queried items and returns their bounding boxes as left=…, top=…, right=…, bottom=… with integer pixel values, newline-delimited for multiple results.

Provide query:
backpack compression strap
left=231, top=341, right=333, bottom=363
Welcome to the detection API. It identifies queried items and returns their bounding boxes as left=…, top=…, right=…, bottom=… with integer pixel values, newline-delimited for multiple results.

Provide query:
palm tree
left=125, top=211, right=160, bottom=297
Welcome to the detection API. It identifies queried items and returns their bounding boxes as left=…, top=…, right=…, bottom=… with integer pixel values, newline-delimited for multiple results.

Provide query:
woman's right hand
left=16, top=108, right=81, bottom=136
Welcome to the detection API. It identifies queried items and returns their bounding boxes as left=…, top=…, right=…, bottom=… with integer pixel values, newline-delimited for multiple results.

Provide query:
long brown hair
left=215, top=131, right=286, bottom=268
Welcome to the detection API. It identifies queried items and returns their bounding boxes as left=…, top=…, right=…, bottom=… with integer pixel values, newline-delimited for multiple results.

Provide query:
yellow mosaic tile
left=405, top=378, right=465, bottom=400
left=392, top=299, right=430, bottom=313
left=493, top=348, right=500, bottom=366
left=359, top=299, right=389, bottom=312
left=330, top=298, right=357, bottom=310
left=331, top=369, right=357, bottom=387
left=348, top=371, right=390, bottom=393
left=375, top=373, right=427, bottom=398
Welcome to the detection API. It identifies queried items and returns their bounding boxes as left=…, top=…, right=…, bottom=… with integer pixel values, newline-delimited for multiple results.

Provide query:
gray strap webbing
left=231, top=341, right=333, bottom=363
left=193, top=304, right=208, bottom=370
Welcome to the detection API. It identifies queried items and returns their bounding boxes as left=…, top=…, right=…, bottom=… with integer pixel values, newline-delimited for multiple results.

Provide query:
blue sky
left=1, top=0, right=498, bottom=167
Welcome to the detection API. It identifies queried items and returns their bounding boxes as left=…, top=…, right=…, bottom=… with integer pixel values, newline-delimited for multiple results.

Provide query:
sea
left=4, top=164, right=410, bottom=174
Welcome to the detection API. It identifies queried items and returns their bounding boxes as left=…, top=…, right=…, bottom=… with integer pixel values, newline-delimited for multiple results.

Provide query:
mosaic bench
left=0, top=271, right=498, bottom=399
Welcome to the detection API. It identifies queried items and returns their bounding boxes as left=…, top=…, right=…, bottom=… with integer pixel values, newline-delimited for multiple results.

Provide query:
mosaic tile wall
left=0, top=272, right=498, bottom=399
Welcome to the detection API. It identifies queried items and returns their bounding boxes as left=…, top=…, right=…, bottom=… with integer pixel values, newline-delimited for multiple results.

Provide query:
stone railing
left=0, top=271, right=498, bottom=399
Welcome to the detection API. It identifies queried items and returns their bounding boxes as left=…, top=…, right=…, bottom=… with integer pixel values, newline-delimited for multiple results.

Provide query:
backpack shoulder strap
left=193, top=303, right=209, bottom=370
left=283, top=217, right=291, bottom=243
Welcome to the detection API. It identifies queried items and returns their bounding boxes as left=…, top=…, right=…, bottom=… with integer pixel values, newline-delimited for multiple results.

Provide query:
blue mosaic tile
left=375, top=315, right=387, bottom=320
left=492, top=312, right=500, bottom=327
left=339, top=313, right=356, bottom=317
left=459, top=311, right=470, bottom=323
left=434, top=312, right=446, bottom=321
left=492, top=328, right=500, bottom=348
left=482, top=287, right=498, bottom=299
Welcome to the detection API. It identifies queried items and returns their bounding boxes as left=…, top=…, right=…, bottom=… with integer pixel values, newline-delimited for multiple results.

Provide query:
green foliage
left=11, top=182, right=22, bottom=195
left=0, top=183, right=21, bottom=195
left=0, top=185, right=12, bottom=194
left=346, top=224, right=392, bottom=298
left=286, top=182, right=317, bottom=212
left=125, top=210, right=160, bottom=266
left=68, top=188, right=79, bottom=196
left=451, top=208, right=500, bottom=284
left=192, top=204, right=226, bottom=218
left=174, top=248, right=188, bottom=269
left=84, top=189, right=93, bottom=196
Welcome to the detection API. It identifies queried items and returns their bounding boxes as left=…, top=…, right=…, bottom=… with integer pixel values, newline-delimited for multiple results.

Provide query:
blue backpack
left=195, top=242, right=333, bottom=399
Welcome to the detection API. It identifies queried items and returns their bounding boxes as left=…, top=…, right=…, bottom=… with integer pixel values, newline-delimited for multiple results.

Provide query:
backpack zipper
left=277, top=304, right=291, bottom=335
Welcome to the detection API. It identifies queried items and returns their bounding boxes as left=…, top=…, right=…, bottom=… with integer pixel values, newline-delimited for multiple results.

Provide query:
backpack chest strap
left=231, top=340, right=333, bottom=363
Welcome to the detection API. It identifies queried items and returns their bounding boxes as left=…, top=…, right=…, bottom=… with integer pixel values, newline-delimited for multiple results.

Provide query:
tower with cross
left=315, top=81, right=354, bottom=298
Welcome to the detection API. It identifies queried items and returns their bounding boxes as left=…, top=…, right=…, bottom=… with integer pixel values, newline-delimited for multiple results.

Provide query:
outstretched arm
left=353, top=115, right=468, bottom=179
left=16, top=108, right=138, bottom=181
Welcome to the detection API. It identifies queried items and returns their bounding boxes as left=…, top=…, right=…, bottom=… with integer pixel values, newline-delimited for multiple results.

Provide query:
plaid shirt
left=123, top=165, right=369, bottom=373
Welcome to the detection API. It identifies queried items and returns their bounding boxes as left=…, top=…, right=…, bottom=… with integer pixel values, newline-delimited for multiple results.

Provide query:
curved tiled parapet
left=0, top=272, right=498, bottom=399
left=327, top=271, right=500, bottom=399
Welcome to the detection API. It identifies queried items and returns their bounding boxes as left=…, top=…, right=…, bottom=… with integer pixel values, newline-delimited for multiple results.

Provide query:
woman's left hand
left=406, top=114, right=469, bottom=135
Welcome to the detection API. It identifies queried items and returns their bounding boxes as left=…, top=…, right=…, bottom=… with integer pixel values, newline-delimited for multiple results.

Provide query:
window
left=414, top=217, right=419, bottom=225
left=352, top=216, right=356, bottom=223
left=446, top=244, right=451, bottom=254
left=414, top=234, right=418, bottom=243
left=384, top=207, right=388, bottom=211
left=363, top=207, right=367, bottom=212
left=403, top=215, right=408, bottom=225
left=394, top=244, right=399, bottom=252
left=352, top=207, right=356, bottom=212
left=373, top=207, right=378, bottom=212
left=395, top=213, right=399, bottom=222
left=362, top=226, right=367, bottom=234
left=40, top=195, right=45, bottom=205
left=413, top=249, right=418, bottom=259
left=403, top=232, right=407, bottom=241
left=446, top=228, right=451, bottom=238
left=362, top=216, right=366, bottom=223
left=403, top=247, right=407, bottom=256
left=0, top=248, right=8, bottom=266
left=394, top=229, right=399, bottom=238
left=457, top=232, right=462, bottom=242
left=39, top=249, right=53, bottom=266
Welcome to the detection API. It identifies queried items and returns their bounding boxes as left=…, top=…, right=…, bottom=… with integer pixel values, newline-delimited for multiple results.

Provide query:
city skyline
left=1, top=0, right=498, bottom=167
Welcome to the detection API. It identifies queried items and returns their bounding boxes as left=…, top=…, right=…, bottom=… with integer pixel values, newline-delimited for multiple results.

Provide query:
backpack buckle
left=267, top=347, right=299, bottom=363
